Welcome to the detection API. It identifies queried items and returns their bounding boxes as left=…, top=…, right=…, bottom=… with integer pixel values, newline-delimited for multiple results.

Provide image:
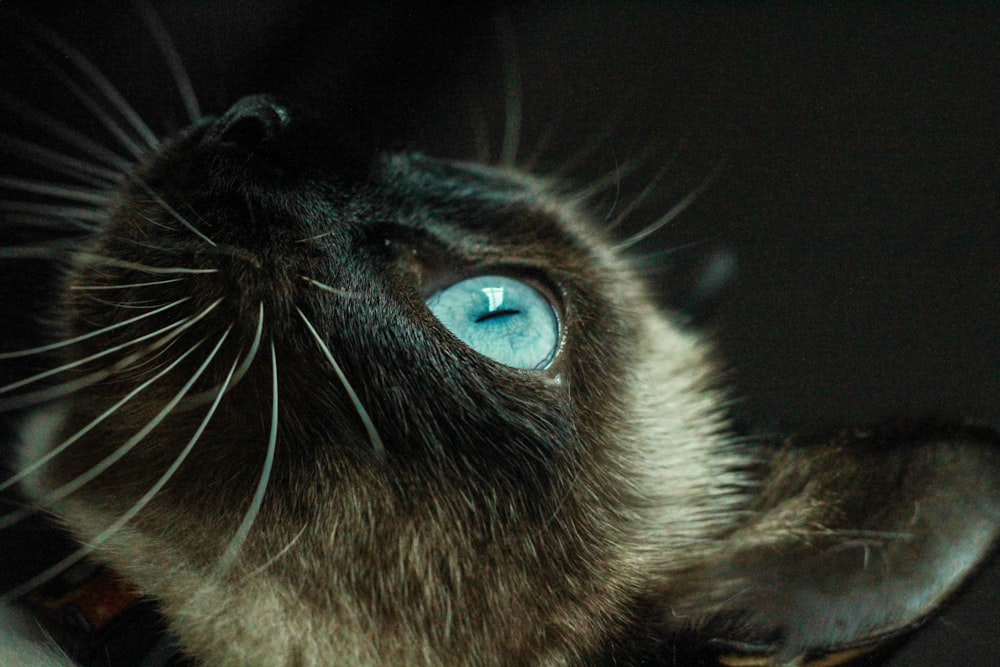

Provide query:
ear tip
left=705, top=417, right=1000, bottom=664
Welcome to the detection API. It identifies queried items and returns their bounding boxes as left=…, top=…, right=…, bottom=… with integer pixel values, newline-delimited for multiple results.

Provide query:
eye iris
left=427, top=276, right=559, bottom=369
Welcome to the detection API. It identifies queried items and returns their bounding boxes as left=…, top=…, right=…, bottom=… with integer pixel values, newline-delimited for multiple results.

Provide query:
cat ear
left=700, top=421, right=1000, bottom=666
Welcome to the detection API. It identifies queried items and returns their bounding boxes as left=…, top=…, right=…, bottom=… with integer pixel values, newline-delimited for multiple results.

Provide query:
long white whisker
left=135, top=298, right=224, bottom=353
left=563, top=144, right=663, bottom=206
left=27, top=20, right=160, bottom=150
left=553, top=109, right=628, bottom=177
left=627, top=240, right=706, bottom=277
left=0, top=329, right=232, bottom=494
left=180, top=302, right=263, bottom=410
left=211, top=341, right=278, bottom=577
left=68, top=254, right=219, bottom=275
left=519, top=88, right=569, bottom=171
left=467, top=100, right=491, bottom=164
left=0, top=134, right=122, bottom=186
left=0, top=341, right=239, bottom=608
left=613, top=160, right=726, bottom=252
left=0, top=297, right=221, bottom=405
left=135, top=0, right=201, bottom=123
left=0, top=96, right=134, bottom=171
left=566, top=160, right=628, bottom=205
left=70, top=278, right=185, bottom=291
left=136, top=180, right=215, bottom=246
left=0, top=177, right=111, bottom=205
left=495, top=15, right=522, bottom=167
left=240, top=524, right=307, bottom=583
left=26, top=45, right=151, bottom=160
left=0, top=368, right=112, bottom=413
left=299, top=276, right=361, bottom=298
left=0, top=243, right=90, bottom=261
left=80, top=295, right=175, bottom=310
left=0, top=201, right=105, bottom=223
left=0, top=319, right=175, bottom=396
left=0, top=335, right=214, bottom=531
left=606, top=164, right=671, bottom=230
left=0, top=213, right=96, bottom=234
left=0, top=298, right=188, bottom=360
left=297, top=307, right=385, bottom=457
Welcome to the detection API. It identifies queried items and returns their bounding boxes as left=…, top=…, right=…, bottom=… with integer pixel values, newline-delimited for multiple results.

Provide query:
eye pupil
left=475, top=308, right=520, bottom=324
left=426, top=275, right=559, bottom=370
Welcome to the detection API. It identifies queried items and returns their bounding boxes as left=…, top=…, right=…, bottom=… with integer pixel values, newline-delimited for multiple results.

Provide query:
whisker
left=0, top=298, right=188, bottom=360
left=0, top=96, right=134, bottom=172
left=136, top=180, right=215, bottom=246
left=101, top=227, right=203, bottom=256
left=467, top=100, right=492, bottom=165
left=0, top=213, right=96, bottom=234
left=210, top=341, right=278, bottom=579
left=79, top=295, right=176, bottom=310
left=626, top=240, right=705, bottom=277
left=26, top=18, right=160, bottom=150
left=552, top=109, right=628, bottom=177
left=0, top=339, right=239, bottom=608
left=0, top=297, right=222, bottom=410
left=240, top=524, right=307, bottom=583
left=180, top=302, right=263, bottom=410
left=68, top=254, right=219, bottom=275
left=0, top=243, right=82, bottom=261
left=297, top=307, right=385, bottom=457
left=518, top=87, right=570, bottom=172
left=606, top=164, right=672, bottom=230
left=135, top=0, right=201, bottom=123
left=70, top=278, right=185, bottom=291
left=0, top=368, right=112, bottom=414
left=612, top=160, right=726, bottom=252
left=0, top=201, right=105, bottom=223
left=494, top=15, right=522, bottom=167
left=299, top=276, right=361, bottom=298
left=24, top=45, right=152, bottom=160
left=562, top=144, right=663, bottom=205
left=0, top=320, right=173, bottom=396
left=562, top=160, right=622, bottom=210
left=0, top=134, right=122, bottom=186
left=0, top=328, right=232, bottom=495
left=0, top=176, right=111, bottom=206
left=0, top=335, right=213, bottom=531
left=594, top=148, right=622, bottom=225
left=136, top=298, right=224, bottom=353
left=294, top=230, right=335, bottom=244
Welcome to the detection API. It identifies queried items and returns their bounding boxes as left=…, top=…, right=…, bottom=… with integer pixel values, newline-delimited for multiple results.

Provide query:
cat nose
left=213, top=95, right=291, bottom=148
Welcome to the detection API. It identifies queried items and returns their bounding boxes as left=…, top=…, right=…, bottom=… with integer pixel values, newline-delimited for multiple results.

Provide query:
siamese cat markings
left=1, top=4, right=998, bottom=666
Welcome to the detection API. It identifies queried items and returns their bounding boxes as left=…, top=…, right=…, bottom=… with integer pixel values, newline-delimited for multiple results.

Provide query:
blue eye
left=426, top=275, right=559, bottom=370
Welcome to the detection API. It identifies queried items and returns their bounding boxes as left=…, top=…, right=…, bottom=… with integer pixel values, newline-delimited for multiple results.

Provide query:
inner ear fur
left=689, top=421, right=1000, bottom=665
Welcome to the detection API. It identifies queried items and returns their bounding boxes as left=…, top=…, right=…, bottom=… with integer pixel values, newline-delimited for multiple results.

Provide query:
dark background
left=1, top=2, right=997, bottom=665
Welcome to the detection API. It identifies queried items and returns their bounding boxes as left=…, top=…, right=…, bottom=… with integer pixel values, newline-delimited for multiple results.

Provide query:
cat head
left=2, top=10, right=998, bottom=666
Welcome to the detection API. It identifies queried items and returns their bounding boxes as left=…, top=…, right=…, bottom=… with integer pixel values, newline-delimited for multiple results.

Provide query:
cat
left=1, top=3, right=998, bottom=666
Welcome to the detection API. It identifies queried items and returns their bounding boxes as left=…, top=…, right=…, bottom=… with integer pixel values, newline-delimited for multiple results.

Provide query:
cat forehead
left=146, top=119, right=599, bottom=261
left=379, top=153, right=539, bottom=201
left=371, top=153, right=600, bottom=255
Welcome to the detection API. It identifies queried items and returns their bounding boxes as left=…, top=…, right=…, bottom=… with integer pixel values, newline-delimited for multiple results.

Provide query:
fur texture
left=2, top=5, right=999, bottom=667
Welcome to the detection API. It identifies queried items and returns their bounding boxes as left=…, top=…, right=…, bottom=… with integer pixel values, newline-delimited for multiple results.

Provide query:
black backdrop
left=1, top=2, right=997, bottom=665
